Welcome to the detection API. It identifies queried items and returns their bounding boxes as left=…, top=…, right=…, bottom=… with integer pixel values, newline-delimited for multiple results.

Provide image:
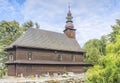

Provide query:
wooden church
left=5, top=8, right=91, bottom=76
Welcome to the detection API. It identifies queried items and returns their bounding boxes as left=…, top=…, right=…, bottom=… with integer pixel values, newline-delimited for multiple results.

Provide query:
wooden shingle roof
left=7, top=28, right=84, bottom=52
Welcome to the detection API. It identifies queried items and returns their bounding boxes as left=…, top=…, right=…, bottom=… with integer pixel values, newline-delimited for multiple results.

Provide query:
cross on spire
left=68, top=2, right=70, bottom=11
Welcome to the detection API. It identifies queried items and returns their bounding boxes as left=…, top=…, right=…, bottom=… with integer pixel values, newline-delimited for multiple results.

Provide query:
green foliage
left=0, top=20, right=22, bottom=45
left=35, top=22, right=40, bottom=29
left=0, top=44, right=7, bottom=66
left=87, top=54, right=120, bottom=83
left=22, top=20, right=33, bottom=29
left=22, top=21, right=40, bottom=29
left=83, top=36, right=107, bottom=65
left=0, top=20, right=23, bottom=78
left=0, top=20, right=40, bottom=78
left=109, top=19, right=120, bottom=43
left=86, top=20, right=120, bottom=83
left=0, top=20, right=22, bottom=67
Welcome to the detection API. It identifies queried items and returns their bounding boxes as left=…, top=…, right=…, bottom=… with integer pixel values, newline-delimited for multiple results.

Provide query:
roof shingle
left=7, top=28, right=84, bottom=52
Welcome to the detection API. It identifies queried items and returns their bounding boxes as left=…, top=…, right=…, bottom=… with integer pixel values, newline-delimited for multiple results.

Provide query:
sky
left=0, top=0, right=120, bottom=47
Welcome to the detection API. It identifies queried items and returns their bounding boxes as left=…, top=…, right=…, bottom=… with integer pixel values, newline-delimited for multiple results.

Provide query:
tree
left=22, top=21, right=40, bottom=29
left=83, top=37, right=107, bottom=65
left=86, top=20, right=120, bottom=83
left=0, top=44, right=7, bottom=78
left=0, top=20, right=24, bottom=77
left=22, top=20, right=33, bottom=29
left=99, top=35, right=107, bottom=55
left=87, top=34, right=120, bottom=83
left=109, top=19, right=120, bottom=43
left=0, top=20, right=21, bottom=45
left=35, top=22, right=40, bottom=29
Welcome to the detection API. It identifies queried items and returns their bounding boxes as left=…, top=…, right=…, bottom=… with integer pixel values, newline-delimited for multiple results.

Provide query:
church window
left=9, top=53, right=14, bottom=61
left=58, top=55, right=62, bottom=61
left=28, top=52, right=32, bottom=60
left=72, top=55, right=75, bottom=61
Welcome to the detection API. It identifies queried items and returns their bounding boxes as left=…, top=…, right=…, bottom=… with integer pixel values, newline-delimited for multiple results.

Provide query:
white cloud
left=22, top=0, right=66, bottom=22
left=21, top=0, right=120, bottom=47
left=1, top=0, right=120, bottom=47
left=74, top=8, right=120, bottom=46
left=0, top=0, right=14, bottom=19
left=0, top=0, right=23, bottom=22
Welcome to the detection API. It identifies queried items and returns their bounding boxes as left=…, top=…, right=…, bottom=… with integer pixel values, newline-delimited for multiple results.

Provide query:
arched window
left=28, top=52, right=32, bottom=60
left=9, top=53, right=14, bottom=61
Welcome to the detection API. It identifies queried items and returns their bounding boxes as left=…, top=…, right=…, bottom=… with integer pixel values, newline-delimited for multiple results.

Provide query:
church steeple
left=64, top=5, right=76, bottom=38
left=66, top=5, right=73, bottom=22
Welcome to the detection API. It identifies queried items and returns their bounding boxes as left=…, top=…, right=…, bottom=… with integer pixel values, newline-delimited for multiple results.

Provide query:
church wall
left=75, top=54, right=84, bottom=62
left=15, top=48, right=27, bottom=60
left=15, top=64, right=84, bottom=76
left=16, top=64, right=31, bottom=76
left=7, top=47, right=85, bottom=76
left=15, top=48, right=84, bottom=62
left=16, top=48, right=58, bottom=61
left=7, top=65, right=16, bottom=76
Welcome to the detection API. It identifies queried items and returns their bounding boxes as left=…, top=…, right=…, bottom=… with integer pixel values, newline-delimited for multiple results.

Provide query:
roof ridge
left=29, top=28, right=64, bottom=35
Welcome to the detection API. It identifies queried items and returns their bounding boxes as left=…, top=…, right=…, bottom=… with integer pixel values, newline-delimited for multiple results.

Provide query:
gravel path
left=0, top=73, right=86, bottom=83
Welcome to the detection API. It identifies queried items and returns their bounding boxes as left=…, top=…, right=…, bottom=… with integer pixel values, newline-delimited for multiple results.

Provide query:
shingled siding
left=15, top=47, right=84, bottom=62
left=8, top=64, right=84, bottom=76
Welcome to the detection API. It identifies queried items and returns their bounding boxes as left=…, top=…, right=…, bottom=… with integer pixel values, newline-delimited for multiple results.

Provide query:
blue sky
left=1, top=0, right=120, bottom=46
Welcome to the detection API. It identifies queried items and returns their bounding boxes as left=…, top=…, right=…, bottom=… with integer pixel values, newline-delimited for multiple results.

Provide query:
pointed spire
left=68, top=3, right=71, bottom=14
left=68, top=2, right=70, bottom=10
left=65, top=4, right=74, bottom=29
left=66, top=3, right=73, bottom=22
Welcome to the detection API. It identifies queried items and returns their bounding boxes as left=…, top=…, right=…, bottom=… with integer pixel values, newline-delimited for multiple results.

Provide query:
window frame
left=9, top=53, right=14, bottom=61
left=28, top=52, right=32, bottom=60
left=72, top=55, right=75, bottom=61
left=58, top=55, right=62, bottom=61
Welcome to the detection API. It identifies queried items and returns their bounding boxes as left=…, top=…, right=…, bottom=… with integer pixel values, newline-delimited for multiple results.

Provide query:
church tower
left=64, top=5, right=76, bottom=38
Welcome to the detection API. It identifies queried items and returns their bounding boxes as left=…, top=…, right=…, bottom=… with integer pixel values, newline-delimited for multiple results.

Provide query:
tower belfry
left=64, top=5, right=76, bottom=38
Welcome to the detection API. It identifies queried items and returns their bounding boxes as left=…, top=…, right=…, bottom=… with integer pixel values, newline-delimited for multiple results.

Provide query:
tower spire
left=68, top=2, right=70, bottom=11
left=64, top=5, right=76, bottom=39
left=66, top=3, right=73, bottom=23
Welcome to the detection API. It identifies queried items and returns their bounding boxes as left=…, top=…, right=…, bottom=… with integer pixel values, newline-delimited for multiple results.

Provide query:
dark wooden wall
left=14, top=48, right=84, bottom=62
left=7, top=47, right=85, bottom=76
left=8, top=64, right=84, bottom=76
